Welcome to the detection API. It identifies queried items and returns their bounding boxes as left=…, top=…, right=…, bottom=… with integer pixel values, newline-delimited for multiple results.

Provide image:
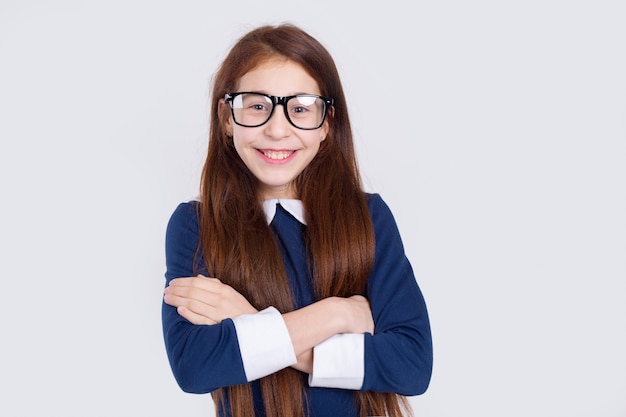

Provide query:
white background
left=1, top=1, right=625, bottom=416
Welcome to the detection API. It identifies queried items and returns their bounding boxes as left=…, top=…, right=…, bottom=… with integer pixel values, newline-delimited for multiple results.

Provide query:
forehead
left=236, top=59, right=321, bottom=96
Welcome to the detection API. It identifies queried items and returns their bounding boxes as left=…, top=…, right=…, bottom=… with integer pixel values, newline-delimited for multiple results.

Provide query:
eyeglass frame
left=224, top=92, right=334, bottom=130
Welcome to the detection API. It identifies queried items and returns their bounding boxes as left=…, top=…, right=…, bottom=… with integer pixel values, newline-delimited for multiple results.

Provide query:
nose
left=263, top=104, right=291, bottom=138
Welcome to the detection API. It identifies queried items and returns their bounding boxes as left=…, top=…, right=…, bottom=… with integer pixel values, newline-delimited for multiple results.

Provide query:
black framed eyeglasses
left=225, top=92, right=334, bottom=130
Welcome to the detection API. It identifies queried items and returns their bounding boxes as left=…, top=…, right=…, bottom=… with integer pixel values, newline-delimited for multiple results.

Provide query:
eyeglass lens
left=230, top=93, right=326, bottom=129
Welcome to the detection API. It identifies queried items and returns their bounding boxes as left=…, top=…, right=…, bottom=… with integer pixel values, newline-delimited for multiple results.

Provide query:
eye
left=237, top=93, right=272, bottom=113
left=291, top=105, right=308, bottom=114
left=245, top=98, right=270, bottom=112
left=250, top=102, right=269, bottom=111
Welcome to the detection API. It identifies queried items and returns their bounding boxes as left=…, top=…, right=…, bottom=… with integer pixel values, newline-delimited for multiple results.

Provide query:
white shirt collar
left=262, top=199, right=306, bottom=225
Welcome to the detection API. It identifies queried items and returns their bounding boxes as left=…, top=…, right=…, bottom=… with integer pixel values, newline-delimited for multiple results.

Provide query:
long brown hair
left=197, top=24, right=412, bottom=417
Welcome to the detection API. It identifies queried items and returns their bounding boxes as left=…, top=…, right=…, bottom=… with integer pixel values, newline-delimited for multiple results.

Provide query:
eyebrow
left=236, top=90, right=321, bottom=96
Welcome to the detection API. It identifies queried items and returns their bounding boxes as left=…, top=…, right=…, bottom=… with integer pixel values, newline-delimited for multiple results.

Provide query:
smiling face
left=224, top=59, right=330, bottom=200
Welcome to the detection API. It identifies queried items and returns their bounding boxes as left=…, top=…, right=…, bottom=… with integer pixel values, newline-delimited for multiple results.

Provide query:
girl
left=162, top=23, right=432, bottom=417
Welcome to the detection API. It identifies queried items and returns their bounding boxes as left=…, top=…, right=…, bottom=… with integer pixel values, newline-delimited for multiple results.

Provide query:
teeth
left=263, top=150, right=292, bottom=160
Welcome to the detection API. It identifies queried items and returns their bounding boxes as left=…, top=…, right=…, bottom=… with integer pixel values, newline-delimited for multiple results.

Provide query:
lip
left=257, top=148, right=297, bottom=164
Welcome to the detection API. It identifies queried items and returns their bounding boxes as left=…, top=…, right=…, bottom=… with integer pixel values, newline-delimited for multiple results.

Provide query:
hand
left=343, top=295, right=375, bottom=335
left=163, top=275, right=258, bottom=325
left=283, top=295, right=374, bottom=372
left=291, top=350, right=313, bottom=374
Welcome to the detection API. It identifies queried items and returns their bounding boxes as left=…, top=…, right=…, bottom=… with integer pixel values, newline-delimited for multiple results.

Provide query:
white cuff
left=232, top=306, right=297, bottom=381
left=308, top=333, right=365, bottom=390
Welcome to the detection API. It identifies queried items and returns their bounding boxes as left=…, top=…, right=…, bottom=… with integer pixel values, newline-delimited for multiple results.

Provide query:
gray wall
left=1, top=1, right=624, bottom=416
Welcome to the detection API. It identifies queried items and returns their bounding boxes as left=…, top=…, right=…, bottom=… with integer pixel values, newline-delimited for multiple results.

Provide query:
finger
left=169, top=275, right=223, bottom=292
left=163, top=291, right=186, bottom=308
left=190, top=275, right=223, bottom=291
left=164, top=288, right=208, bottom=309
left=164, top=283, right=221, bottom=307
left=165, top=292, right=224, bottom=323
left=177, top=306, right=218, bottom=325
left=168, top=275, right=206, bottom=286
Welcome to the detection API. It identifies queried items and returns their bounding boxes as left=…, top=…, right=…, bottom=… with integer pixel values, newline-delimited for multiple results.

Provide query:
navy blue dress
left=162, top=193, right=432, bottom=416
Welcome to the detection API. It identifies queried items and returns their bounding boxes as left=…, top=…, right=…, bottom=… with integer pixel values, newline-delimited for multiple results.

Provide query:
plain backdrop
left=1, top=1, right=625, bottom=416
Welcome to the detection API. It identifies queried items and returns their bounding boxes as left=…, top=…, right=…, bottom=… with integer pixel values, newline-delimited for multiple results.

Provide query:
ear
left=319, top=106, right=333, bottom=141
left=218, top=99, right=234, bottom=136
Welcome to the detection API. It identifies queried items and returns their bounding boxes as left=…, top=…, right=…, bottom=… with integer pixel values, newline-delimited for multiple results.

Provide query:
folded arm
left=164, top=274, right=373, bottom=377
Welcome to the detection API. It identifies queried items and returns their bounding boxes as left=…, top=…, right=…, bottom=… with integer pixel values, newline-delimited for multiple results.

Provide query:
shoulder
left=168, top=200, right=199, bottom=223
left=165, top=201, right=203, bottom=279
left=365, top=193, right=396, bottom=224
left=364, top=193, right=405, bottom=247
left=166, top=200, right=200, bottom=244
left=365, top=192, right=386, bottom=209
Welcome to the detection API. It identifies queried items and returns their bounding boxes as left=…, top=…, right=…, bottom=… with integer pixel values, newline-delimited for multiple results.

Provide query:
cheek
left=233, top=139, right=247, bottom=159
left=303, top=132, right=324, bottom=147
left=232, top=130, right=254, bottom=149
left=231, top=136, right=249, bottom=161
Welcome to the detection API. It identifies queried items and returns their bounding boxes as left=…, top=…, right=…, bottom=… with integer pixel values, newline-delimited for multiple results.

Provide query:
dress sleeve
left=231, top=307, right=297, bottom=381
left=361, top=193, right=433, bottom=395
left=308, top=333, right=365, bottom=389
left=161, top=202, right=248, bottom=393
left=162, top=202, right=297, bottom=392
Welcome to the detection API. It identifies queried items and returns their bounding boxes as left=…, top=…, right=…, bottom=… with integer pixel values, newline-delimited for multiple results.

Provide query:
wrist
left=324, top=296, right=351, bottom=334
